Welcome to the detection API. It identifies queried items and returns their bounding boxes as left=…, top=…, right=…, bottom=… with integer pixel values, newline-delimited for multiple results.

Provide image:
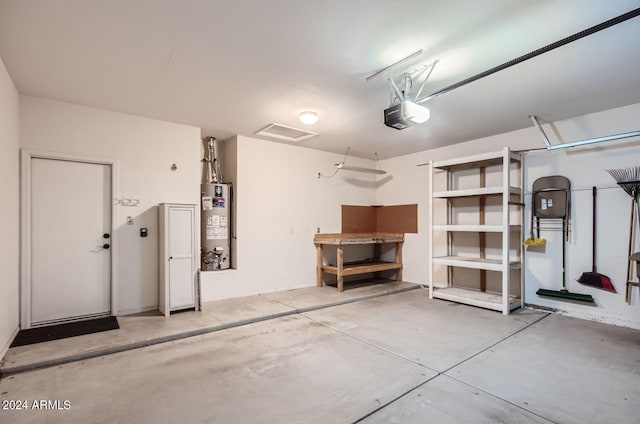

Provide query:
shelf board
left=321, top=261, right=402, bottom=276
left=432, top=149, right=520, bottom=171
left=433, top=186, right=521, bottom=198
left=432, top=287, right=521, bottom=311
left=432, top=224, right=521, bottom=232
left=433, top=256, right=521, bottom=271
left=324, top=276, right=397, bottom=290
left=314, top=232, right=404, bottom=245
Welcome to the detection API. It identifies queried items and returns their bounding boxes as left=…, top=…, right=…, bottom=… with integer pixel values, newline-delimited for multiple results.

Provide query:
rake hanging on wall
left=607, top=166, right=640, bottom=304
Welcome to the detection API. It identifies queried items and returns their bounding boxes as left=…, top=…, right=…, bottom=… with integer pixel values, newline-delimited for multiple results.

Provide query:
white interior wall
left=200, top=135, right=377, bottom=300
left=19, top=96, right=201, bottom=315
left=524, top=146, right=640, bottom=328
left=377, top=102, right=640, bottom=328
left=0, top=57, right=20, bottom=357
left=373, top=155, right=430, bottom=286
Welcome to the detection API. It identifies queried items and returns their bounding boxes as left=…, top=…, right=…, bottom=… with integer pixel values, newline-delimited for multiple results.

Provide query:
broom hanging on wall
left=577, top=187, right=615, bottom=292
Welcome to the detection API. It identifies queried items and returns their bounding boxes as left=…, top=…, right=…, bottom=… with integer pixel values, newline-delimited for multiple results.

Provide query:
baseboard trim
left=117, top=305, right=158, bottom=316
left=0, top=325, right=20, bottom=362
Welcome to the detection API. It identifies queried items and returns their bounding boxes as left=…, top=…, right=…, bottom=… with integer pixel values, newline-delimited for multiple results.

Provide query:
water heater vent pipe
left=203, top=136, right=223, bottom=183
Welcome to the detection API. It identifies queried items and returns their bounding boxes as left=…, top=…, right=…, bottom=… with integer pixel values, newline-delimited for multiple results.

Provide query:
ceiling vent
left=255, top=123, right=318, bottom=142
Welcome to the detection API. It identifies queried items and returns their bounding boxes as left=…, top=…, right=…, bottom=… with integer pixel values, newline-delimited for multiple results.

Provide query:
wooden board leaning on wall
left=341, top=204, right=417, bottom=234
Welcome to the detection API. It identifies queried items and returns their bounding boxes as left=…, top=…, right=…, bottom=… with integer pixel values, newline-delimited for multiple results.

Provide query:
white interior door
left=30, top=157, right=112, bottom=326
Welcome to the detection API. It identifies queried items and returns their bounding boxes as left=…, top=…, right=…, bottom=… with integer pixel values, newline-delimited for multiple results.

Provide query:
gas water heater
left=201, top=137, right=231, bottom=270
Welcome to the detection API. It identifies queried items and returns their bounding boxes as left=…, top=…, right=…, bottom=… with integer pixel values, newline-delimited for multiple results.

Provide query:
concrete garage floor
left=1, top=286, right=639, bottom=423
left=1, top=281, right=418, bottom=374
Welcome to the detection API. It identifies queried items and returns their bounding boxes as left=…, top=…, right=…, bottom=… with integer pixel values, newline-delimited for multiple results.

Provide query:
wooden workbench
left=313, top=232, right=404, bottom=292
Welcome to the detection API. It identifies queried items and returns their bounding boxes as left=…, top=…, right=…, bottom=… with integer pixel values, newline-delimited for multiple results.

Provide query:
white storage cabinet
left=159, top=203, right=198, bottom=315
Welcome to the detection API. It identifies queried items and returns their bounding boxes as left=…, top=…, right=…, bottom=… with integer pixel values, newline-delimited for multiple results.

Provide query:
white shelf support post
left=501, top=147, right=510, bottom=315
left=428, top=160, right=434, bottom=299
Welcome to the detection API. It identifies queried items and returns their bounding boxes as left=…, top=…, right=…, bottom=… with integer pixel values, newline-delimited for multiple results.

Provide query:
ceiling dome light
left=299, top=111, right=318, bottom=125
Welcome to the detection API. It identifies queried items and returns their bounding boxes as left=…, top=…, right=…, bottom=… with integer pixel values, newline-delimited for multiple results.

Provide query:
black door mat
left=10, top=317, right=119, bottom=347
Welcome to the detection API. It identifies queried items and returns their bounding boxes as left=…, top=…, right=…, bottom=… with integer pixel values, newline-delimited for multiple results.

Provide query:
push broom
left=535, top=217, right=595, bottom=303
left=577, top=187, right=615, bottom=292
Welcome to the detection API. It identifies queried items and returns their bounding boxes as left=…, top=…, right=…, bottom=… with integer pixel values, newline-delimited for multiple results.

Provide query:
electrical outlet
left=127, top=216, right=133, bottom=225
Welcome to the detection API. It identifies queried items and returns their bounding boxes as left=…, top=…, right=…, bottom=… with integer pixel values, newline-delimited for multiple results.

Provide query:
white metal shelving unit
left=428, top=147, right=523, bottom=315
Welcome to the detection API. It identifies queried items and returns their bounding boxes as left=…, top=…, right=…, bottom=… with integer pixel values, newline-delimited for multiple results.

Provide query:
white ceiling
left=1, top=0, right=639, bottom=159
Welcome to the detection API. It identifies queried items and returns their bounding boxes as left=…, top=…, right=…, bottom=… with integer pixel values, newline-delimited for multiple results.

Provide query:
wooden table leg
left=337, top=245, right=344, bottom=292
left=396, top=241, right=403, bottom=282
left=628, top=281, right=640, bottom=304
left=316, top=244, right=323, bottom=287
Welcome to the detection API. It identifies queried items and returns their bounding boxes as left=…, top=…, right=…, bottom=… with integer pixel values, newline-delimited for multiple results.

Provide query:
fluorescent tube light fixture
left=319, top=148, right=387, bottom=178
left=334, top=163, right=387, bottom=175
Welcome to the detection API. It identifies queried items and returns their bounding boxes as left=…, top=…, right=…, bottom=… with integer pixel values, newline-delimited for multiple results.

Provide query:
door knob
left=103, top=233, right=110, bottom=239
left=102, top=244, right=110, bottom=249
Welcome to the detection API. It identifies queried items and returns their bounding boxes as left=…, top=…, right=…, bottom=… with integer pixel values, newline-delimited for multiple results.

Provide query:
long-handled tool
left=577, top=187, right=615, bottom=292
left=607, top=166, right=640, bottom=232
left=628, top=252, right=640, bottom=304
left=537, top=218, right=595, bottom=302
